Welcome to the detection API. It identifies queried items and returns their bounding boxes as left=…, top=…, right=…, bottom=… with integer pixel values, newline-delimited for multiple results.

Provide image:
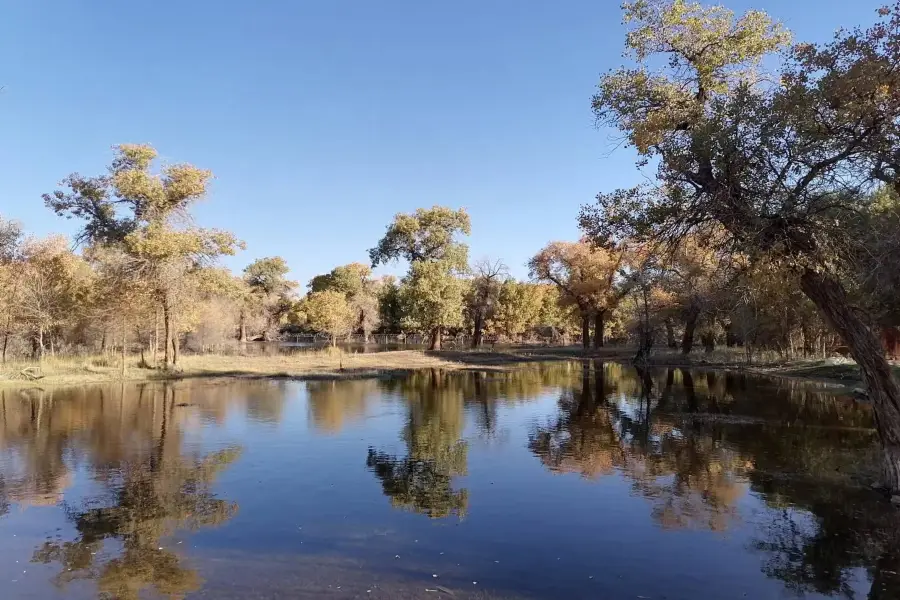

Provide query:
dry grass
left=0, top=349, right=488, bottom=388
left=0, top=345, right=893, bottom=390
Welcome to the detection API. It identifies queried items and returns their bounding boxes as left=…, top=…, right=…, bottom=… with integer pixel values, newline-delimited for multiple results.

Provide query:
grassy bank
left=0, top=345, right=894, bottom=390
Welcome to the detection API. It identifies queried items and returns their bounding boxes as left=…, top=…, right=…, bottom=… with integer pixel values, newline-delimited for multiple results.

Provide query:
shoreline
left=0, top=346, right=884, bottom=392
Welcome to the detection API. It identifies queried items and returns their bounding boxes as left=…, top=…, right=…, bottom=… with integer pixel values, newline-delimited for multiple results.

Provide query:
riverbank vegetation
left=1, top=3, right=899, bottom=483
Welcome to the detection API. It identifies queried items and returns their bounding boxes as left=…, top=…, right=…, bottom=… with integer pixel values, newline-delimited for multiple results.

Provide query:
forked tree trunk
left=682, top=304, right=701, bottom=355
left=581, top=313, right=591, bottom=350
left=800, top=269, right=900, bottom=493
left=593, top=311, right=605, bottom=349
left=429, top=326, right=443, bottom=351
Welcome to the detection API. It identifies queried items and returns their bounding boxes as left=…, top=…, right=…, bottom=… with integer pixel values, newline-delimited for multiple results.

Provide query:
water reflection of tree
left=33, top=446, right=240, bottom=599
left=364, top=364, right=582, bottom=518
left=306, top=379, right=380, bottom=432
left=0, top=383, right=255, bottom=599
left=367, top=370, right=469, bottom=518
left=529, top=362, right=900, bottom=597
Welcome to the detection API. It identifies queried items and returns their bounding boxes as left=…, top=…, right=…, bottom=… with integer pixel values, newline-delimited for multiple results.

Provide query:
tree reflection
left=364, top=364, right=587, bottom=518
left=367, top=370, right=469, bottom=518
left=0, top=383, right=253, bottom=600
left=529, top=362, right=900, bottom=596
left=306, top=379, right=379, bottom=433
left=33, top=446, right=240, bottom=600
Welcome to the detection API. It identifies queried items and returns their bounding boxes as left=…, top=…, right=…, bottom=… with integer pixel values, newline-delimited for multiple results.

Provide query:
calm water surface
left=1, top=362, right=896, bottom=599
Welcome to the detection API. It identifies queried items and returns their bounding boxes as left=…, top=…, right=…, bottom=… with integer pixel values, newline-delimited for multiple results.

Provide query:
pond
left=0, top=362, right=897, bottom=599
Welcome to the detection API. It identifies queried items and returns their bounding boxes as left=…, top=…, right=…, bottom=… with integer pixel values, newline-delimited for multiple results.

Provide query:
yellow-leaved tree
left=44, top=144, right=243, bottom=369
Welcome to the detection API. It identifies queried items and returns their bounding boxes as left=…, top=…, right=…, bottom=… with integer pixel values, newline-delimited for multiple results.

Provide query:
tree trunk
left=36, top=326, right=44, bottom=363
left=472, top=312, right=484, bottom=349
left=120, top=315, right=127, bottom=379
left=172, top=331, right=179, bottom=367
left=682, top=304, right=700, bottom=355
left=331, top=333, right=337, bottom=347
left=429, top=326, right=443, bottom=351
left=152, top=310, right=159, bottom=367
left=581, top=313, right=591, bottom=350
left=593, top=311, right=605, bottom=349
left=163, top=299, right=174, bottom=370
left=800, top=269, right=900, bottom=493
left=665, top=318, right=677, bottom=348
left=239, top=312, right=247, bottom=343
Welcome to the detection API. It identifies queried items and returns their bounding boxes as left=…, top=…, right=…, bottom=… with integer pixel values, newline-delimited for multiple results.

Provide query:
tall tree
left=529, top=240, right=630, bottom=349
left=583, top=1, right=900, bottom=490
left=243, top=256, right=297, bottom=340
left=44, top=144, right=242, bottom=368
left=17, top=236, right=89, bottom=361
left=490, top=280, right=544, bottom=341
left=466, top=258, right=508, bottom=348
left=0, top=217, right=24, bottom=362
left=310, top=263, right=380, bottom=341
left=303, top=290, right=356, bottom=346
left=370, top=206, right=470, bottom=350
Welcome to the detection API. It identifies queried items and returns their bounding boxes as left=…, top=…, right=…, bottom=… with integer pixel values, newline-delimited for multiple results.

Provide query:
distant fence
left=283, top=332, right=575, bottom=348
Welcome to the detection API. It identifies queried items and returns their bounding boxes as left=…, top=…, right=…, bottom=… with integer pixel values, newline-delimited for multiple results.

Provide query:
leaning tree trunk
left=593, top=311, right=605, bottom=349
left=581, top=313, right=591, bottom=350
left=682, top=304, right=701, bottom=355
left=800, top=269, right=900, bottom=493
left=429, top=326, right=443, bottom=351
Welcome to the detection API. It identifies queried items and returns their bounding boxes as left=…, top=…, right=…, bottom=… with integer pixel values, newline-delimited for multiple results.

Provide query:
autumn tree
left=399, top=260, right=467, bottom=349
left=490, top=280, right=544, bottom=341
left=17, top=236, right=90, bottom=361
left=242, top=257, right=297, bottom=341
left=376, top=276, right=404, bottom=334
left=582, top=1, right=900, bottom=489
left=0, top=217, right=23, bottom=362
left=303, top=290, right=356, bottom=346
left=87, top=245, right=156, bottom=374
left=465, top=258, right=508, bottom=347
left=44, top=144, right=242, bottom=368
left=370, top=206, right=470, bottom=350
left=529, top=240, right=630, bottom=349
left=310, top=262, right=380, bottom=341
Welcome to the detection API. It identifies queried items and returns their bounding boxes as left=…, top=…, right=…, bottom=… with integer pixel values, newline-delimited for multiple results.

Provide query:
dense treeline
left=0, top=190, right=876, bottom=365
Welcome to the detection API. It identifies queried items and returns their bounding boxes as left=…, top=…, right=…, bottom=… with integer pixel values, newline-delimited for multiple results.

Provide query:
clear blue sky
left=0, top=0, right=883, bottom=286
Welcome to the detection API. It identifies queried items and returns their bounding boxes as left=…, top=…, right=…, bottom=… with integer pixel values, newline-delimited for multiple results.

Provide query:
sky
left=0, top=0, right=885, bottom=286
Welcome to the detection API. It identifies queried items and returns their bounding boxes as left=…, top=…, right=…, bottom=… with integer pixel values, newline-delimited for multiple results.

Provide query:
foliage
left=303, top=290, right=357, bottom=344
left=398, top=261, right=467, bottom=336
left=369, top=206, right=470, bottom=269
